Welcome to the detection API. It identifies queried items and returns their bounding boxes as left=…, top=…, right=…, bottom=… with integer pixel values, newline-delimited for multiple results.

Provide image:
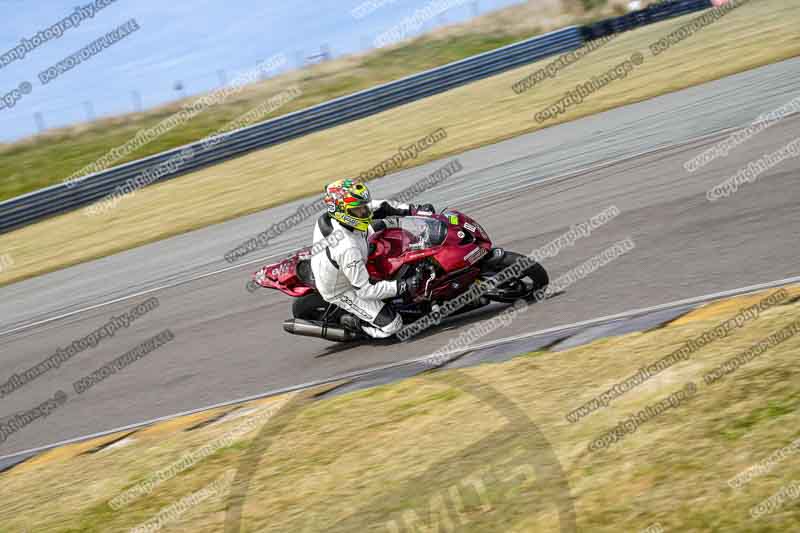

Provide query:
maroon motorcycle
left=252, top=210, right=548, bottom=341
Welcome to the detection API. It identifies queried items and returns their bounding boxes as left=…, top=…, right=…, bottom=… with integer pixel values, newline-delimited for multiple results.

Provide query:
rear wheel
left=292, top=292, right=330, bottom=321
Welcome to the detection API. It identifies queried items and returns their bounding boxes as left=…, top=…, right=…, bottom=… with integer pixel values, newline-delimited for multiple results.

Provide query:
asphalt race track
left=1, top=58, right=798, bottom=457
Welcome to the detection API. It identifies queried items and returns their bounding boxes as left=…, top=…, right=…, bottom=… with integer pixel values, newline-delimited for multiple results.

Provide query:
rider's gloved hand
left=370, top=219, right=388, bottom=233
left=410, top=203, right=436, bottom=216
left=398, top=268, right=425, bottom=301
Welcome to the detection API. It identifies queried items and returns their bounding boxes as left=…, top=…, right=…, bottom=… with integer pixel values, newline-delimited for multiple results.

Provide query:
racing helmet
left=323, top=179, right=373, bottom=232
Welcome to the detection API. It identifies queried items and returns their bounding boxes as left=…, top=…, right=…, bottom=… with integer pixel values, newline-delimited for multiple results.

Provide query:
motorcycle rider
left=310, top=178, right=435, bottom=338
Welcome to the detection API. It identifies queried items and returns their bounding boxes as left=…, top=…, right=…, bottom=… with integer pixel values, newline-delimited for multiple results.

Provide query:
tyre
left=523, top=260, right=549, bottom=295
left=482, top=250, right=549, bottom=302
left=292, top=292, right=329, bottom=320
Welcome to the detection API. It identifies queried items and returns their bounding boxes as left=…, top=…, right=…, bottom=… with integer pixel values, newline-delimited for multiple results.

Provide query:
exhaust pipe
left=283, top=319, right=360, bottom=342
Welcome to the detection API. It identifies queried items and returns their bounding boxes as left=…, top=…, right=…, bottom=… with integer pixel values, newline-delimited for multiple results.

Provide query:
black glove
left=410, top=203, right=436, bottom=216
left=398, top=269, right=423, bottom=300
left=398, top=265, right=434, bottom=301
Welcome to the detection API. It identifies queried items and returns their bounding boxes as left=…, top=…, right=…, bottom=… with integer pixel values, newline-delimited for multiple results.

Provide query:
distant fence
left=581, top=0, right=711, bottom=40
left=0, top=0, right=712, bottom=234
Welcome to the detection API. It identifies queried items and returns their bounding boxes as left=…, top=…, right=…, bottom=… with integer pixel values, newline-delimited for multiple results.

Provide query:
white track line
left=2, top=274, right=797, bottom=463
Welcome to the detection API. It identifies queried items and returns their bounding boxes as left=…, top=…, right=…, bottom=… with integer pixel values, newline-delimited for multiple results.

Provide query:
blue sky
left=0, top=0, right=524, bottom=141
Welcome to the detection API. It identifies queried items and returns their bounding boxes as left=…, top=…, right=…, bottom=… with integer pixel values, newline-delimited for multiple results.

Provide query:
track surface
left=1, top=58, right=798, bottom=456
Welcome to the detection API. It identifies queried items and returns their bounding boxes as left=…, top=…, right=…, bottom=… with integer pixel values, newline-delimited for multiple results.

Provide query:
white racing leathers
left=310, top=200, right=409, bottom=338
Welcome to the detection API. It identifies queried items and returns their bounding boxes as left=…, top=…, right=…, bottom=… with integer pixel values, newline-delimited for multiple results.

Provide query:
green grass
left=360, top=32, right=533, bottom=74
left=722, top=393, right=800, bottom=441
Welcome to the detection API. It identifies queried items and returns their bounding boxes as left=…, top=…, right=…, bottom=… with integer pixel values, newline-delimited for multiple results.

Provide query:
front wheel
left=481, top=249, right=549, bottom=302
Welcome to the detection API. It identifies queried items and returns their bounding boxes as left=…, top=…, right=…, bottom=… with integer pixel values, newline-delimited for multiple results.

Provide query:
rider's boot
left=339, top=314, right=362, bottom=333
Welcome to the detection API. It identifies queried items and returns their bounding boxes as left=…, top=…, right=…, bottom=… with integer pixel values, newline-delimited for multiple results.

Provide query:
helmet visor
left=348, top=204, right=371, bottom=219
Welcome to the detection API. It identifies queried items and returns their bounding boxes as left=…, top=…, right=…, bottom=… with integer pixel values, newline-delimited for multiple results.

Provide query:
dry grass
left=2, top=289, right=799, bottom=531
left=1, top=0, right=798, bottom=288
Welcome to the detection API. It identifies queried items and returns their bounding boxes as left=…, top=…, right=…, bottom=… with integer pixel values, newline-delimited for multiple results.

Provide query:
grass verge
left=2, top=288, right=800, bottom=531
left=1, top=0, right=798, bottom=287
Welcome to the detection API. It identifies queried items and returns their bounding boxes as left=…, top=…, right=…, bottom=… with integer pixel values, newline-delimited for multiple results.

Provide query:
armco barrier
left=581, top=0, right=711, bottom=40
left=0, top=0, right=712, bottom=234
